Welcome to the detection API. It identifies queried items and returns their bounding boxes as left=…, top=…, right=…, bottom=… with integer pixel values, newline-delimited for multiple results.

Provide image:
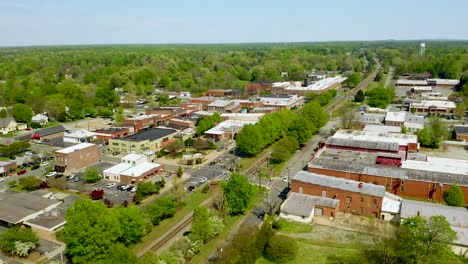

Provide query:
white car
left=40, top=161, right=50, bottom=167
left=0, top=178, right=4, bottom=182
left=120, top=185, right=129, bottom=191
left=282, top=177, right=288, bottom=182
left=199, top=177, right=208, bottom=183
left=25, top=151, right=33, bottom=156
left=46, top=171, right=58, bottom=178
left=106, top=183, right=117, bottom=188
left=130, top=187, right=137, bottom=193
left=68, top=175, right=76, bottom=181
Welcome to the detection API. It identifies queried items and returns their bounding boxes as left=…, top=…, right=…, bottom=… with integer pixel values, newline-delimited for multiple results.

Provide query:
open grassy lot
left=256, top=238, right=360, bottom=264
left=274, top=219, right=313, bottom=233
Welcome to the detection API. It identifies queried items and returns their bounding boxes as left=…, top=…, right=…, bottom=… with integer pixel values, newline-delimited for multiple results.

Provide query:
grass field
left=274, top=219, right=313, bottom=233
left=256, top=238, right=360, bottom=264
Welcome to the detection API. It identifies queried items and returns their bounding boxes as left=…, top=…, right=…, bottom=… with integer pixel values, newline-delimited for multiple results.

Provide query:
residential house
left=32, top=114, right=49, bottom=126
left=0, top=118, right=18, bottom=134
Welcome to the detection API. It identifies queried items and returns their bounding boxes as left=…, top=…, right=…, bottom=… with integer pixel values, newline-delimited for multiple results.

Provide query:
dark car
left=17, top=170, right=27, bottom=175
left=187, top=185, right=195, bottom=192
left=31, top=165, right=40, bottom=170
left=55, top=174, right=64, bottom=179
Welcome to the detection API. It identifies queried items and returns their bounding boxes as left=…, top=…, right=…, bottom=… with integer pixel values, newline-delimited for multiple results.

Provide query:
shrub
left=0, top=227, right=39, bottom=256
left=18, top=176, right=41, bottom=191
left=202, top=185, right=209, bottom=193
left=264, top=235, right=298, bottom=263
left=84, top=167, right=101, bottom=183
left=443, top=184, right=464, bottom=206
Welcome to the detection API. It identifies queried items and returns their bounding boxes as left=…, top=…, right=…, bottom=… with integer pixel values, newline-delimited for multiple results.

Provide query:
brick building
left=410, top=100, right=456, bottom=115
left=54, top=143, right=100, bottom=173
left=454, top=125, right=468, bottom=141
left=207, top=100, right=241, bottom=113
left=189, top=97, right=216, bottom=110
left=204, top=89, right=231, bottom=97
left=308, top=148, right=468, bottom=205
left=0, top=161, right=17, bottom=177
left=94, top=127, right=130, bottom=141
left=291, top=171, right=386, bottom=218
left=245, top=83, right=272, bottom=95
left=145, top=107, right=186, bottom=119
left=31, top=125, right=66, bottom=141
left=103, top=154, right=163, bottom=184
left=280, top=192, right=339, bottom=223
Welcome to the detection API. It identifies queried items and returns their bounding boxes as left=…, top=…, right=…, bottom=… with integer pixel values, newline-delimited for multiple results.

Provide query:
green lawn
left=256, top=239, right=360, bottom=264
left=132, top=190, right=211, bottom=254
left=274, top=219, right=313, bottom=233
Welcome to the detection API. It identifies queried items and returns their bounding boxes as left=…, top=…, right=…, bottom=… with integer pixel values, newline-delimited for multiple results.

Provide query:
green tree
left=455, top=102, right=466, bottom=120
left=0, top=108, right=7, bottom=118
left=94, top=243, right=139, bottom=264
left=113, top=206, right=146, bottom=246
left=12, top=103, right=33, bottom=123
left=143, top=197, right=178, bottom=225
left=177, top=165, right=183, bottom=177
left=346, top=73, right=362, bottom=88
left=18, top=176, right=41, bottom=191
left=190, top=206, right=211, bottom=243
left=443, top=184, right=464, bottom=206
left=236, top=124, right=265, bottom=156
left=114, top=107, right=124, bottom=125
left=354, top=90, right=365, bottom=102
left=222, top=173, right=256, bottom=215
left=139, top=251, right=160, bottom=264
left=63, top=200, right=121, bottom=264
left=0, top=227, right=39, bottom=256
left=397, top=216, right=457, bottom=264
left=264, top=234, right=298, bottom=263
left=84, top=167, right=101, bottom=183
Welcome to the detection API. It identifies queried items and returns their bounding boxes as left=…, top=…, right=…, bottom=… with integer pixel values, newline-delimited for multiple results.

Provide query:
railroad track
left=148, top=215, right=193, bottom=254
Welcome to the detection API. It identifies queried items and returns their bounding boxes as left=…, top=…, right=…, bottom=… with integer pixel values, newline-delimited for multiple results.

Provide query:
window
left=299, top=187, right=303, bottom=194
left=400, top=186, right=405, bottom=192
left=360, top=207, right=364, bottom=214
left=373, top=198, right=378, bottom=205
left=346, top=196, right=352, bottom=203
left=360, top=197, right=364, bottom=203
left=112, top=143, right=119, bottom=146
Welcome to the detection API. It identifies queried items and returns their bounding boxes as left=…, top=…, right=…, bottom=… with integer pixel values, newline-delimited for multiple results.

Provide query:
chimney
left=358, top=182, right=363, bottom=188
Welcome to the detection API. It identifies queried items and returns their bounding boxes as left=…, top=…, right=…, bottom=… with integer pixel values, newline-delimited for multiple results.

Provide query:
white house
left=0, top=118, right=18, bottom=135
left=32, top=114, right=49, bottom=126
left=64, top=129, right=96, bottom=143
left=280, top=192, right=339, bottom=223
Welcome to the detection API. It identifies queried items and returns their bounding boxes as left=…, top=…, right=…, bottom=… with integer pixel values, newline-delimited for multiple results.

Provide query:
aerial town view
left=0, top=1, right=467, bottom=264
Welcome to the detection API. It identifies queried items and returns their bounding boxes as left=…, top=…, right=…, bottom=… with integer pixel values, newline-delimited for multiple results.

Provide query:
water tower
left=419, top=43, right=426, bottom=55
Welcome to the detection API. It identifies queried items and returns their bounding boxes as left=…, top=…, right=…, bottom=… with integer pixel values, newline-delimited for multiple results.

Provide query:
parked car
left=54, top=174, right=64, bottom=179
left=126, top=186, right=134, bottom=192
left=106, top=183, right=117, bottom=188
left=17, top=170, right=27, bottom=175
left=46, top=171, right=58, bottom=178
left=119, top=185, right=129, bottom=191
left=199, top=177, right=208, bottom=183
left=68, top=175, right=76, bottom=181
left=31, top=165, right=40, bottom=170
left=73, top=176, right=83, bottom=182
left=40, top=161, right=50, bottom=167
left=25, top=151, right=33, bottom=156
left=130, top=187, right=137, bottom=193
left=187, top=185, right=196, bottom=192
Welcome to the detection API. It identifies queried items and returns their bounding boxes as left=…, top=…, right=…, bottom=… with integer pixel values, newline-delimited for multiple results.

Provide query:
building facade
left=54, top=143, right=100, bottom=173
left=109, top=128, right=178, bottom=154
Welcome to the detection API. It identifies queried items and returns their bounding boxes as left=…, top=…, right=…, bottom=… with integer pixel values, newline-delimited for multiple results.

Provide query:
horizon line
left=1, top=38, right=468, bottom=49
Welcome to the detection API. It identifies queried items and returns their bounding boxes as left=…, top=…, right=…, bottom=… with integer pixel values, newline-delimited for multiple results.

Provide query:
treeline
left=373, top=41, right=468, bottom=78
left=0, top=44, right=367, bottom=122
left=305, top=89, right=337, bottom=106
left=236, top=101, right=328, bottom=156
left=196, top=112, right=222, bottom=136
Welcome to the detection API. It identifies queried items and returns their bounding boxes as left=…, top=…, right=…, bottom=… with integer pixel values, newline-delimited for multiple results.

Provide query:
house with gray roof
left=280, top=192, right=339, bottom=223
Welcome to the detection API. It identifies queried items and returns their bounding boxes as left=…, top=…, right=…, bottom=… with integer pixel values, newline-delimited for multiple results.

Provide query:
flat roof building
left=109, top=128, right=178, bottom=154
left=204, top=120, right=256, bottom=141
left=54, top=143, right=100, bottom=173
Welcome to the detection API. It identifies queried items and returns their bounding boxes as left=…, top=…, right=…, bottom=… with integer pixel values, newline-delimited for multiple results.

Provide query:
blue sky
left=0, top=0, right=467, bottom=46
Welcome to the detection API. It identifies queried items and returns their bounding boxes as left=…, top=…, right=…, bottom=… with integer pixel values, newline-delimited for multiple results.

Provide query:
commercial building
left=109, top=128, right=178, bottom=154
left=204, top=120, right=256, bottom=141
left=207, top=100, right=241, bottom=113
left=396, top=78, right=459, bottom=88
left=63, top=129, right=96, bottom=144
left=308, top=148, right=468, bottom=205
left=204, top=89, right=232, bottom=97
left=103, top=153, right=163, bottom=184
left=258, top=95, right=304, bottom=110
left=329, top=129, right=419, bottom=152
left=54, top=143, right=100, bottom=173
left=384, top=112, right=406, bottom=126
left=290, top=171, right=386, bottom=218
left=32, top=125, right=66, bottom=141
left=454, top=125, right=468, bottom=141
left=363, top=125, right=402, bottom=133
left=94, top=127, right=131, bottom=141
left=221, top=113, right=265, bottom=122
left=410, top=100, right=456, bottom=115
left=0, top=192, right=62, bottom=226
left=0, top=161, right=17, bottom=177
left=283, top=76, right=347, bottom=95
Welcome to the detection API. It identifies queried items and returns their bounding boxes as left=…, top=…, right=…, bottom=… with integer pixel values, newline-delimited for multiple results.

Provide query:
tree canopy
left=443, top=184, right=464, bottom=206
left=222, top=173, right=256, bottom=215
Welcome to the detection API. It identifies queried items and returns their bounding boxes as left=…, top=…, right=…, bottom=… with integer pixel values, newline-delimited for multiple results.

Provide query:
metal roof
left=292, top=171, right=386, bottom=197
left=0, top=192, right=62, bottom=224
left=281, top=193, right=338, bottom=217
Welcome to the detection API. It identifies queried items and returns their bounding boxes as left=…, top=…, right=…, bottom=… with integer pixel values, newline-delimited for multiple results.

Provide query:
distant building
left=0, top=161, right=17, bottom=177
left=32, top=125, right=66, bottom=141
left=0, top=117, right=17, bottom=135
left=385, top=112, right=406, bottom=126
left=204, top=120, right=256, bottom=141
left=94, top=127, right=130, bottom=141
left=64, top=129, right=96, bottom=144
left=280, top=192, right=339, bottom=223
left=410, top=100, right=456, bottom=115
left=454, top=125, right=468, bottom=141
left=54, top=143, right=100, bottom=173
left=103, top=153, right=163, bottom=184
left=204, top=89, right=232, bottom=97
left=207, top=100, right=241, bottom=113
left=258, top=95, right=304, bottom=110
left=108, top=127, right=178, bottom=154
left=396, top=78, right=459, bottom=88
left=31, top=114, right=49, bottom=126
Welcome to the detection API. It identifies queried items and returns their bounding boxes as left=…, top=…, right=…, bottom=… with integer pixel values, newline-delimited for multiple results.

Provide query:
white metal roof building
left=363, top=125, right=402, bottom=133
left=55, top=143, right=96, bottom=154
left=120, top=162, right=162, bottom=177
left=332, top=129, right=418, bottom=148
left=385, top=112, right=406, bottom=123
left=401, top=157, right=468, bottom=177
left=284, top=76, right=347, bottom=92
left=221, top=113, right=265, bottom=122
